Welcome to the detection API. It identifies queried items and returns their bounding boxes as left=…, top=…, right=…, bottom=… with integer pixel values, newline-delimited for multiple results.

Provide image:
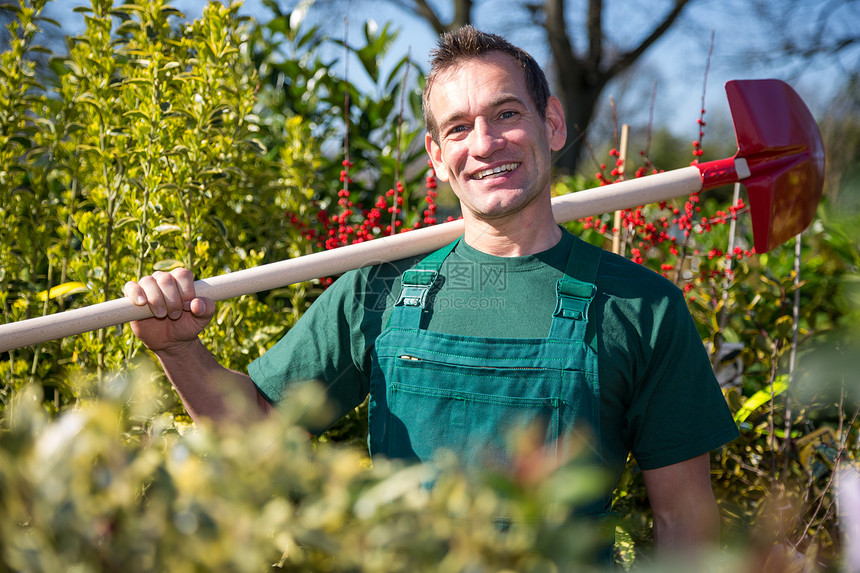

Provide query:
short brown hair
left=423, top=25, right=551, bottom=143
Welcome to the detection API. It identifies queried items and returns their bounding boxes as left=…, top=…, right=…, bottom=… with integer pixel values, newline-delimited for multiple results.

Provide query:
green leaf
left=48, top=57, right=72, bottom=76
left=153, top=223, right=182, bottom=235
left=111, top=4, right=145, bottom=15
left=161, top=7, right=185, bottom=18
left=35, top=13, right=61, bottom=27
left=385, top=55, right=412, bottom=91
left=9, top=136, right=32, bottom=149
left=243, top=138, right=267, bottom=154
left=116, top=21, right=141, bottom=35
left=734, top=375, right=789, bottom=424
left=73, top=93, right=102, bottom=109
left=122, top=109, right=150, bottom=120
left=35, top=282, right=88, bottom=301
left=114, top=216, right=137, bottom=229
left=153, top=259, right=185, bottom=271
left=75, top=144, right=105, bottom=158
left=296, top=25, right=321, bottom=50
left=29, top=45, right=54, bottom=55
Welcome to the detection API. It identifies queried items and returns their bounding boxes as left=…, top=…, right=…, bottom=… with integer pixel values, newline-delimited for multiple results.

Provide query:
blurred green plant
left=0, top=371, right=622, bottom=572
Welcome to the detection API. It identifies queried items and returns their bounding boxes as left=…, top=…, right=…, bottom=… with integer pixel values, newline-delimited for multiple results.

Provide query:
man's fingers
left=153, top=271, right=187, bottom=319
left=189, top=297, right=215, bottom=318
left=126, top=268, right=205, bottom=320
left=123, top=281, right=147, bottom=306
left=136, top=275, right=167, bottom=318
left=172, top=267, right=198, bottom=303
left=138, top=272, right=184, bottom=319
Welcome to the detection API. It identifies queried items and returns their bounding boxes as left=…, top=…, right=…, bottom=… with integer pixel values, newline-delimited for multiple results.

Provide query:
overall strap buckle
left=396, top=269, right=438, bottom=308
left=385, top=238, right=459, bottom=330
left=553, top=279, right=597, bottom=322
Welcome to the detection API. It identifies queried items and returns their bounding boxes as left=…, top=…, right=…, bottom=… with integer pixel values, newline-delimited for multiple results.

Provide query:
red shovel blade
left=727, top=79, right=825, bottom=253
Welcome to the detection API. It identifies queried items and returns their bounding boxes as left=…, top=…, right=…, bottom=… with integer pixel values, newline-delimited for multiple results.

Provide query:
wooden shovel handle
left=0, top=167, right=705, bottom=353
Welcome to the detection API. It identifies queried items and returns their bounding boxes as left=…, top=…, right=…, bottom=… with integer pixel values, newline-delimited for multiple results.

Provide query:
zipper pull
left=399, top=355, right=421, bottom=361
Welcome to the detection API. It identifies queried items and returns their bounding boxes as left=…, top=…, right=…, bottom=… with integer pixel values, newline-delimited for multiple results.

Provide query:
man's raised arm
left=124, top=267, right=273, bottom=424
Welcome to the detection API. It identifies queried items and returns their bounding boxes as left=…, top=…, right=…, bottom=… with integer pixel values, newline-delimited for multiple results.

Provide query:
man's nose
left=470, top=118, right=505, bottom=157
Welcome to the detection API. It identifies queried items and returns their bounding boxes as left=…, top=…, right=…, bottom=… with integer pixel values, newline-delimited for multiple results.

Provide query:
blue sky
left=42, top=0, right=854, bottom=148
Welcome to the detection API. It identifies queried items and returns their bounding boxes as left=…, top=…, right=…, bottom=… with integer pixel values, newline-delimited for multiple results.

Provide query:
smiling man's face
left=425, top=51, right=566, bottom=226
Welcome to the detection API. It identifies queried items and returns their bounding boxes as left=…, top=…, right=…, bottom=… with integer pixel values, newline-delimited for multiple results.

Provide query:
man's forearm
left=642, top=454, right=721, bottom=554
left=155, top=338, right=273, bottom=424
left=651, top=495, right=720, bottom=551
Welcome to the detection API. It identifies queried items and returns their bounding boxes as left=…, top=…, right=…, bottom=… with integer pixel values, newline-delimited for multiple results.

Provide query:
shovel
left=0, top=79, right=824, bottom=354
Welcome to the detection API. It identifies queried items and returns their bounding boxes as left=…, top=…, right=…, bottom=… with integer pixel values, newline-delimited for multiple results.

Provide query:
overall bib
left=369, top=236, right=607, bottom=514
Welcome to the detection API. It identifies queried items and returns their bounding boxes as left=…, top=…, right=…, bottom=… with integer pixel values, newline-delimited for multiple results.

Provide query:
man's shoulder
left=344, top=254, right=423, bottom=286
left=326, top=254, right=423, bottom=314
left=591, top=242, right=683, bottom=301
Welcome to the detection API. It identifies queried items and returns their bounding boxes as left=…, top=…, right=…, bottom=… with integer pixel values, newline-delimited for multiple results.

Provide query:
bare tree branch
left=607, top=0, right=692, bottom=78
left=402, top=0, right=473, bottom=34
left=735, top=0, right=858, bottom=73
left=451, top=0, right=472, bottom=30
left=412, top=0, right=448, bottom=35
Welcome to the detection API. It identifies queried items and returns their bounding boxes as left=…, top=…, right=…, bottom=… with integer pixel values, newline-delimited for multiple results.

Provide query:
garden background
left=1, top=0, right=859, bottom=570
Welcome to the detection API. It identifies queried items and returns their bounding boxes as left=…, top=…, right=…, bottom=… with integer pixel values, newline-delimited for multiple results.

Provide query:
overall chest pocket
left=377, top=351, right=594, bottom=469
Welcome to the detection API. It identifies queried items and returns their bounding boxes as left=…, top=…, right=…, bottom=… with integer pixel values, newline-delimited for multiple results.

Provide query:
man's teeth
left=473, top=163, right=519, bottom=180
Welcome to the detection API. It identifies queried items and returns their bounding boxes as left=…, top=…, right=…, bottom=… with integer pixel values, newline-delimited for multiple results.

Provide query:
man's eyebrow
left=489, top=94, right=526, bottom=109
left=437, top=94, right=527, bottom=130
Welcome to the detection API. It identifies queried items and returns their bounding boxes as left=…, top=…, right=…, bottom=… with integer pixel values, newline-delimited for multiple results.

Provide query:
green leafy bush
left=1, top=373, right=620, bottom=572
left=1, top=0, right=322, bottom=408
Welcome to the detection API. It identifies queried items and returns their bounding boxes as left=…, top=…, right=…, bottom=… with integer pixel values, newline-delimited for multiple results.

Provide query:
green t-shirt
left=249, top=229, right=738, bottom=472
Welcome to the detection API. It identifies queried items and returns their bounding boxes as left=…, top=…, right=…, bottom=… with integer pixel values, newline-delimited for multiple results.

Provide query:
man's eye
left=447, top=125, right=468, bottom=136
left=500, top=110, right=517, bottom=120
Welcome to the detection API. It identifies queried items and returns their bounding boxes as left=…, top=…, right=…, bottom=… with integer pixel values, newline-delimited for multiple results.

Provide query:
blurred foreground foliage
left=1, top=373, right=624, bottom=572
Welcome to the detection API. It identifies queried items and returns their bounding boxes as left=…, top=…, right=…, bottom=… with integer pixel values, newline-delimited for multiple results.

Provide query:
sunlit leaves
left=0, top=0, right=319, bottom=399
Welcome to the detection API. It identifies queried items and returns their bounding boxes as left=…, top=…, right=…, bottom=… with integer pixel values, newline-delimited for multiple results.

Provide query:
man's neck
left=462, top=210, right=563, bottom=257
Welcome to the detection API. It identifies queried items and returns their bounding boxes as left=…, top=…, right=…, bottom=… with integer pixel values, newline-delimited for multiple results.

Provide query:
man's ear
left=545, top=96, right=567, bottom=152
left=425, top=132, right=450, bottom=182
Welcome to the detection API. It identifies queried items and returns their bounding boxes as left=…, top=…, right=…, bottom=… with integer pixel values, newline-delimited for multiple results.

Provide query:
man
left=125, top=26, right=738, bottom=553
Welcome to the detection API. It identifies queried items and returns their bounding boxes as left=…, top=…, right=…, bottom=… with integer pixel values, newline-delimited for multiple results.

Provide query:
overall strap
left=387, top=238, right=460, bottom=329
left=548, top=237, right=602, bottom=342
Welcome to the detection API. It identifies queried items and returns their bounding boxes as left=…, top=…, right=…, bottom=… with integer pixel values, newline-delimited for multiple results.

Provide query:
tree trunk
left=552, top=69, right=607, bottom=174
left=543, top=0, right=607, bottom=173
left=542, top=0, right=692, bottom=173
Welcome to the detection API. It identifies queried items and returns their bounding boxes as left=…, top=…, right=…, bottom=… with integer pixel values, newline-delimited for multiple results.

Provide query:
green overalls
left=369, top=236, right=608, bottom=516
